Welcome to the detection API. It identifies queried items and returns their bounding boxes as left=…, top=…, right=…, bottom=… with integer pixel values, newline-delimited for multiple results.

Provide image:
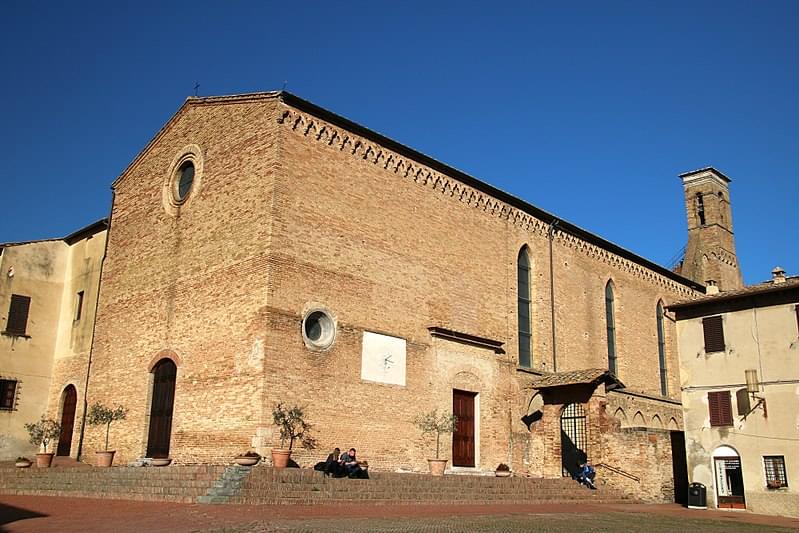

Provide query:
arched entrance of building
left=713, top=445, right=746, bottom=509
left=560, top=403, right=587, bottom=477
left=56, top=385, right=77, bottom=456
left=146, top=358, right=177, bottom=458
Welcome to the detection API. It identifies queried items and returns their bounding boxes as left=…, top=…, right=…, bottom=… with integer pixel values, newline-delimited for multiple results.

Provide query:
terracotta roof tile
left=669, top=277, right=799, bottom=309
left=529, top=368, right=624, bottom=389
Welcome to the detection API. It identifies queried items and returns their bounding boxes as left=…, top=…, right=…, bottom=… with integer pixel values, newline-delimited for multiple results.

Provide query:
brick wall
left=74, top=93, right=696, bottom=475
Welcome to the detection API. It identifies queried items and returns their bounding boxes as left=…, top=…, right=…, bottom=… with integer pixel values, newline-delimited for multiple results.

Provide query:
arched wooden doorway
left=560, top=403, right=587, bottom=477
left=146, top=359, right=177, bottom=458
left=56, top=385, right=77, bottom=456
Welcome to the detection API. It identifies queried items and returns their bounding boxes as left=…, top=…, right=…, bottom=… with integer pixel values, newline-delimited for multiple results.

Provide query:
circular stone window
left=163, top=145, right=203, bottom=216
left=302, top=310, right=336, bottom=350
left=174, top=160, right=195, bottom=203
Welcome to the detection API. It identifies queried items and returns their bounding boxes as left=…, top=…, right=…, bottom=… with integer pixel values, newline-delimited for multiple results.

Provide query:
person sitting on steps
left=324, top=447, right=343, bottom=477
left=577, top=460, right=597, bottom=489
left=340, top=448, right=366, bottom=478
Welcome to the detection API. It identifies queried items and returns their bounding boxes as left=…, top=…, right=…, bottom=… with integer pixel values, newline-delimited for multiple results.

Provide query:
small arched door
left=146, top=359, right=177, bottom=458
left=56, top=385, right=77, bottom=456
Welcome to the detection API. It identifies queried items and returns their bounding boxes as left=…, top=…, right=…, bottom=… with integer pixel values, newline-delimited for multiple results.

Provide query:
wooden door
left=452, top=389, right=476, bottom=467
left=56, top=385, right=77, bottom=456
left=146, top=359, right=177, bottom=458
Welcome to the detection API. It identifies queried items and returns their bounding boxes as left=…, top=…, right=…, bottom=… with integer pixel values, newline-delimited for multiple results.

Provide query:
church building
left=36, top=91, right=744, bottom=502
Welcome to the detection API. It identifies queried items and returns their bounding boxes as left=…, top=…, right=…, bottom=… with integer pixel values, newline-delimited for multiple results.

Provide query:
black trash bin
left=687, top=482, right=707, bottom=509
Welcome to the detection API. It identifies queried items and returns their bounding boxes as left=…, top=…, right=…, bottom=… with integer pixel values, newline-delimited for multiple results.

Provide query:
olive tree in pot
left=414, top=409, right=457, bottom=476
left=24, top=417, right=61, bottom=468
left=86, top=402, right=128, bottom=467
left=271, top=403, right=315, bottom=468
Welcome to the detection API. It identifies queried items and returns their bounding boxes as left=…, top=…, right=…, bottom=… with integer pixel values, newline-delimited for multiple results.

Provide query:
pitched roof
left=668, top=276, right=799, bottom=310
left=111, top=90, right=705, bottom=292
left=0, top=218, right=107, bottom=249
left=528, top=368, right=624, bottom=390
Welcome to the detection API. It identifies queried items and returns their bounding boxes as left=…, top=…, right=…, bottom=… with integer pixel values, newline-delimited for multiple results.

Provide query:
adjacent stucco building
left=671, top=268, right=799, bottom=517
left=0, top=220, right=106, bottom=459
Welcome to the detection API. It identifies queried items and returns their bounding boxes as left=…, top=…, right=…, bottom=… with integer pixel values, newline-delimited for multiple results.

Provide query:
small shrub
left=413, top=409, right=457, bottom=460
left=272, top=403, right=315, bottom=451
left=496, top=463, right=510, bottom=472
left=241, top=451, right=261, bottom=458
left=24, top=417, right=61, bottom=453
left=86, top=402, right=128, bottom=451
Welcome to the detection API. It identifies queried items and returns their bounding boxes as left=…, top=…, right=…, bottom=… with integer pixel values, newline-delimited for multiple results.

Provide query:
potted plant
left=767, top=479, right=783, bottom=489
left=150, top=457, right=172, bottom=467
left=271, top=403, right=315, bottom=468
left=235, top=451, right=261, bottom=467
left=24, top=416, right=61, bottom=468
left=86, top=402, right=128, bottom=467
left=15, top=457, right=32, bottom=468
left=414, top=409, right=457, bottom=476
left=495, top=463, right=511, bottom=477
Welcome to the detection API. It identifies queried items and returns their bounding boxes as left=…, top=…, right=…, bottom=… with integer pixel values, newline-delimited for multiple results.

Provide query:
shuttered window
left=708, top=390, right=733, bottom=427
left=5, top=294, right=31, bottom=336
left=702, top=315, right=725, bottom=353
left=0, top=379, right=17, bottom=410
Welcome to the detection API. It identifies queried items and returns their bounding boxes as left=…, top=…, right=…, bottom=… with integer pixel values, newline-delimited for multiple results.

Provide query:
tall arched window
left=657, top=301, right=668, bottom=396
left=605, top=281, right=617, bottom=374
left=517, top=247, right=532, bottom=368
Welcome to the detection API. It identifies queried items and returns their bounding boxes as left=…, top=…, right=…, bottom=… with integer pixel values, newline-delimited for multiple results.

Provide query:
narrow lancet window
left=517, top=247, right=532, bottom=368
left=605, top=281, right=617, bottom=374
left=696, top=193, right=706, bottom=225
left=657, top=301, right=668, bottom=396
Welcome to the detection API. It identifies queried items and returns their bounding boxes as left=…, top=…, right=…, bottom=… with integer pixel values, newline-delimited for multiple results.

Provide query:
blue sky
left=1, top=1, right=796, bottom=284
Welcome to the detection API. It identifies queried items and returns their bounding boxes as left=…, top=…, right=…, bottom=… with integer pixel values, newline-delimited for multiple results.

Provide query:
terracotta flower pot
left=15, top=460, right=32, bottom=469
left=96, top=450, right=116, bottom=467
left=151, top=458, right=172, bottom=467
left=495, top=470, right=511, bottom=477
left=427, top=458, right=448, bottom=476
left=35, top=453, right=54, bottom=468
left=271, top=449, right=292, bottom=468
left=235, top=456, right=260, bottom=467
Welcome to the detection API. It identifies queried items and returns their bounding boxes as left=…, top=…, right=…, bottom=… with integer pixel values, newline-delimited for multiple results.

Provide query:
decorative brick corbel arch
left=148, top=349, right=182, bottom=372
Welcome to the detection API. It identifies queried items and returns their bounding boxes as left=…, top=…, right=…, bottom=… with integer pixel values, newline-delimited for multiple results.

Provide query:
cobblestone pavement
left=1, top=496, right=798, bottom=533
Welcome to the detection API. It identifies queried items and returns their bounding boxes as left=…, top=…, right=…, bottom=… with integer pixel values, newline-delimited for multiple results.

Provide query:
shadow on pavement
left=0, top=502, right=47, bottom=532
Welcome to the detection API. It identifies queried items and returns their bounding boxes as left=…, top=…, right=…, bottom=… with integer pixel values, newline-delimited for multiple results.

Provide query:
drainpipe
left=548, top=219, right=560, bottom=372
left=76, top=192, right=114, bottom=461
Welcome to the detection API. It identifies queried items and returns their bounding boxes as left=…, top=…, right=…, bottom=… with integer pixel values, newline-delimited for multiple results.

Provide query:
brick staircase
left=0, top=465, right=226, bottom=503
left=227, top=468, right=637, bottom=505
left=0, top=465, right=638, bottom=505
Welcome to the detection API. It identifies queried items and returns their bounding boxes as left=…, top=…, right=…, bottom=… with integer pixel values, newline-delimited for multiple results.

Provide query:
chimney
left=772, top=266, right=787, bottom=284
left=705, top=279, right=720, bottom=295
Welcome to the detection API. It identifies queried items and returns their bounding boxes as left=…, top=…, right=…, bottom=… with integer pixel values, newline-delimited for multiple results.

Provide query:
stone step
left=0, top=465, right=636, bottom=506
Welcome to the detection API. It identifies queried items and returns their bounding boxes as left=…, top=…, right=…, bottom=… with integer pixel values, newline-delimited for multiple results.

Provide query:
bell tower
left=677, top=167, right=743, bottom=292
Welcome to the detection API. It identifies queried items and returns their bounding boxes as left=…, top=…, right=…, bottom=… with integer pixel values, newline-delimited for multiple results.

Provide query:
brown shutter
left=6, top=294, right=31, bottom=336
left=702, top=315, right=725, bottom=353
left=708, top=390, right=733, bottom=426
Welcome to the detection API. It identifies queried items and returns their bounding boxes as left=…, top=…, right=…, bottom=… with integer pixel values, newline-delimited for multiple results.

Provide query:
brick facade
left=48, top=93, right=699, bottom=501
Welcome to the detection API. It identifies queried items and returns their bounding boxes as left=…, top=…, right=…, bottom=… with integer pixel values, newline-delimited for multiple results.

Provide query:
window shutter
left=702, top=316, right=725, bottom=353
left=708, top=390, right=733, bottom=426
left=6, top=295, right=31, bottom=336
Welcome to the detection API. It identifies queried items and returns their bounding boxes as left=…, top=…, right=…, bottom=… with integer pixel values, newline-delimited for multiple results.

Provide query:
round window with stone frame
left=163, top=145, right=203, bottom=216
left=301, top=309, right=336, bottom=351
left=173, top=160, right=195, bottom=203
